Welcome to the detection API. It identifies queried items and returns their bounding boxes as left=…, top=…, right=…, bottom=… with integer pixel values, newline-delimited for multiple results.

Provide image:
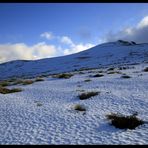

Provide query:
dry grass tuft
left=106, top=113, right=144, bottom=129
left=0, top=87, right=22, bottom=94
left=52, top=73, right=73, bottom=79
left=78, top=91, right=99, bottom=100
left=74, top=104, right=86, bottom=111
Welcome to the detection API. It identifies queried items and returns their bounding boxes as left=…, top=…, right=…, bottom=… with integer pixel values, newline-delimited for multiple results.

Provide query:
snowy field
left=0, top=63, right=148, bottom=144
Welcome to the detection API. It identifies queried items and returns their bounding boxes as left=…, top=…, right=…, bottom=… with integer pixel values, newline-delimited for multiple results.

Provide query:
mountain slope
left=0, top=40, right=148, bottom=144
left=0, top=61, right=148, bottom=144
left=0, top=40, right=148, bottom=80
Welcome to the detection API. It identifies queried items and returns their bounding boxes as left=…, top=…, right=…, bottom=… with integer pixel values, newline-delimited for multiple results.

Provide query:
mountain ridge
left=0, top=40, right=148, bottom=80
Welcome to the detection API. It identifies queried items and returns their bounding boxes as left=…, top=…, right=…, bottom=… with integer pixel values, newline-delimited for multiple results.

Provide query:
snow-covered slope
left=0, top=40, right=148, bottom=144
left=0, top=63, right=148, bottom=144
left=0, top=40, right=148, bottom=80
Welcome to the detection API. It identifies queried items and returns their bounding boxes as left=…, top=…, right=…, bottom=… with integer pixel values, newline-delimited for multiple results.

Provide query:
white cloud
left=32, top=42, right=57, bottom=58
left=138, top=16, right=148, bottom=28
left=40, top=32, right=53, bottom=40
left=0, top=32, right=96, bottom=63
left=0, top=42, right=57, bottom=63
left=63, top=43, right=94, bottom=55
left=60, top=36, right=74, bottom=46
left=58, top=35, right=95, bottom=55
left=124, top=27, right=133, bottom=35
left=0, top=41, right=95, bottom=63
left=105, top=15, right=148, bottom=43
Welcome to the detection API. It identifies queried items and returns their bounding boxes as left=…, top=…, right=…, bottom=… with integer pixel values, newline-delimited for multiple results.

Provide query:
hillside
left=0, top=40, right=148, bottom=80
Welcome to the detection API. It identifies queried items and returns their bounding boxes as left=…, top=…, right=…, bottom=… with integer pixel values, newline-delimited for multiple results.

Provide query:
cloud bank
left=105, top=16, right=148, bottom=43
left=0, top=35, right=95, bottom=63
left=60, top=36, right=74, bottom=46
left=0, top=42, right=57, bottom=63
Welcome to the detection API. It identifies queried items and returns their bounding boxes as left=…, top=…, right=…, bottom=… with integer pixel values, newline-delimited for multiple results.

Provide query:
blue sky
left=0, top=3, right=148, bottom=63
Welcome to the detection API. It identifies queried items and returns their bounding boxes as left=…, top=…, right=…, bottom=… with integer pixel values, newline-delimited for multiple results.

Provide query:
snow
left=0, top=63, right=148, bottom=144
left=0, top=41, right=148, bottom=144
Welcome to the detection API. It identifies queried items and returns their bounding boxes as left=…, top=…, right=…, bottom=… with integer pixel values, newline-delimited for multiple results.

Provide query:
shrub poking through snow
left=92, top=74, right=104, bottom=77
left=107, top=67, right=114, bottom=71
left=107, top=71, right=116, bottom=74
left=0, top=87, right=22, bottom=94
left=12, top=80, right=24, bottom=85
left=0, top=81, right=10, bottom=87
left=107, top=71, right=122, bottom=74
left=84, top=79, right=92, bottom=82
left=35, top=78, right=44, bottom=82
left=52, top=73, right=73, bottom=79
left=78, top=72, right=85, bottom=74
left=118, top=67, right=127, bottom=70
left=13, top=79, right=35, bottom=85
left=36, top=102, right=43, bottom=107
left=74, top=104, right=86, bottom=111
left=143, top=67, right=148, bottom=72
left=121, top=75, right=131, bottom=79
left=106, top=113, right=144, bottom=130
left=78, top=91, right=99, bottom=100
left=7, top=78, right=17, bottom=82
left=97, top=70, right=103, bottom=73
left=22, top=80, right=34, bottom=85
